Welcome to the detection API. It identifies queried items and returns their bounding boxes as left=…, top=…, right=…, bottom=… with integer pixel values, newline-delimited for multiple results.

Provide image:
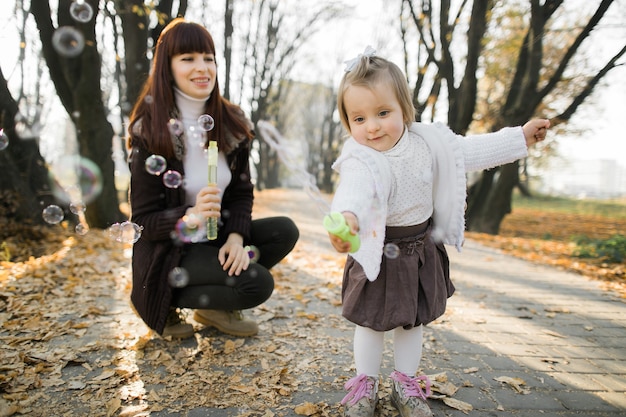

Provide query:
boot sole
left=193, top=312, right=258, bottom=337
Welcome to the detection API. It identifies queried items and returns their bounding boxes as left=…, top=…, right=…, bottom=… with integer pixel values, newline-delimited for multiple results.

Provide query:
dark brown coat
left=128, top=125, right=253, bottom=334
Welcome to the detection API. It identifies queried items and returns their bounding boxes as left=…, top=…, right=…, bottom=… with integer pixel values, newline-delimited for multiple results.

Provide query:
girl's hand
left=186, top=186, right=221, bottom=220
left=328, top=212, right=359, bottom=253
left=219, top=233, right=250, bottom=276
left=522, top=119, right=550, bottom=147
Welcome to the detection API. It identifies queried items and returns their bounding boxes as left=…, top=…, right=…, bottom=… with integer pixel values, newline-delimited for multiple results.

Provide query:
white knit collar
left=173, top=87, right=209, bottom=119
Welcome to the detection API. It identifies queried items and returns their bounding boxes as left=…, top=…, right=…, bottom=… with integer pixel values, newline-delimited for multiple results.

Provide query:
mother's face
left=170, top=52, right=217, bottom=100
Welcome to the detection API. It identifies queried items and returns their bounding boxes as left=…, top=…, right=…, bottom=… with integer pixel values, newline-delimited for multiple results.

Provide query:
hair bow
left=343, top=45, right=376, bottom=72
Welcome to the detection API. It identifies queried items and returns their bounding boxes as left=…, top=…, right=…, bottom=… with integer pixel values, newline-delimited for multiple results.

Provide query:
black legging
left=172, top=216, right=299, bottom=310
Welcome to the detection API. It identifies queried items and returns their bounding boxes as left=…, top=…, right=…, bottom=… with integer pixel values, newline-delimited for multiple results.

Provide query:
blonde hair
left=337, top=55, right=415, bottom=133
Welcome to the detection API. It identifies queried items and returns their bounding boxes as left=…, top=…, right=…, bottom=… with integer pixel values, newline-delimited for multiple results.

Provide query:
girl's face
left=171, top=52, right=217, bottom=99
left=343, top=82, right=405, bottom=152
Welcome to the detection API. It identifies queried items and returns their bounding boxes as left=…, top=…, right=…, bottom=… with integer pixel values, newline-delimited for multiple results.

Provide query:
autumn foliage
left=467, top=206, right=626, bottom=296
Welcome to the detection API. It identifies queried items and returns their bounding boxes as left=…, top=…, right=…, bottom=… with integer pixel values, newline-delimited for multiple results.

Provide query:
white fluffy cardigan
left=331, top=122, right=528, bottom=281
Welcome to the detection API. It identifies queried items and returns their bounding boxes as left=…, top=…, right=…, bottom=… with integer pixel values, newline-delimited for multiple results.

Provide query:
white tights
left=353, top=324, right=424, bottom=377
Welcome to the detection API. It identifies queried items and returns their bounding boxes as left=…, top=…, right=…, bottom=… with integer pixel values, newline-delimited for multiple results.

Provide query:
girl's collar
left=383, top=125, right=408, bottom=155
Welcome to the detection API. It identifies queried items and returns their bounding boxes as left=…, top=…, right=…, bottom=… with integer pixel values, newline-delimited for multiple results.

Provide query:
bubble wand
left=256, top=121, right=360, bottom=253
left=206, top=140, right=218, bottom=240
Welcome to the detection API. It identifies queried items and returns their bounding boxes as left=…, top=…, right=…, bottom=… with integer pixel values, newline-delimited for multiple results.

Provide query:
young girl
left=127, top=19, right=299, bottom=339
left=328, top=48, right=549, bottom=417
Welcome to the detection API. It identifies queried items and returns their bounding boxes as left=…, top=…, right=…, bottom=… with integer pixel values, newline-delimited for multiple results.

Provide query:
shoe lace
left=166, top=308, right=187, bottom=326
left=230, top=310, right=244, bottom=320
left=390, top=371, right=431, bottom=401
left=341, top=374, right=375, bottom=406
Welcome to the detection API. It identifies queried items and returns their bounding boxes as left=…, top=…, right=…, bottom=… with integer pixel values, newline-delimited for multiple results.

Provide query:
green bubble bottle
left=323, top=211, right=360, bottom=253
left=206, top=141, right=218, bottom=240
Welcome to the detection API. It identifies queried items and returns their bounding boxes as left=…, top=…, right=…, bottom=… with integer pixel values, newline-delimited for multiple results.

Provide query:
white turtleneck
left=173, top=87, right=231, bottom=206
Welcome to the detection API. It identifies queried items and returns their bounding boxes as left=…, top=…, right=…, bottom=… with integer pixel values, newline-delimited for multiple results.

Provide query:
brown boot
left=193, top=309, right=259, bottom=337
left=162, top=308, right=194, bottom=339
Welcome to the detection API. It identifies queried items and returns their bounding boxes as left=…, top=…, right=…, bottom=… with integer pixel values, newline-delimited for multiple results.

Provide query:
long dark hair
left=128, top=18, right=252, bottom=158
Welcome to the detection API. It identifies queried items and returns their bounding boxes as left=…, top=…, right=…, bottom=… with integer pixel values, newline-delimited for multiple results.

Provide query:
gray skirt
left=341, top=220, right=454, bottom=331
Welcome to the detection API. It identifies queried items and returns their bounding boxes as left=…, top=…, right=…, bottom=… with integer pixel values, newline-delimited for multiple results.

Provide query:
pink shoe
left=390, top=371, right=433, bottom=417
left=341, top=374, right=379, bottom=417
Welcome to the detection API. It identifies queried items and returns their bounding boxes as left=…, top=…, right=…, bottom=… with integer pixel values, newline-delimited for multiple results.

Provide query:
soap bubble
left=197, top=114, right=215, bottom=131
left=69, top=201, right=86, bottom=214
left=168, top=118, right=184, bottom=136
left=42, top=205, right=64, bottom=224
left=49, top=155, right=103, bottom=204
left=187, top=125, right=204, bottom=148
left=168, top=267, right=189, bottom=288
left=173, top=214, right=206, bottom=243
left=247, top=245, right=260, bottom=263
left=108, top=222, right=122, bottom=240
left=256, top=120, right=332, bottom=216
left=145, top=154, right=167, bottom=175
left=162, top=170, right=183, bottom=188
left=52, top=26, right=85, bottom=58
left=383, top=243, right=400, bottom=259
left=120, top=221, right=143, bottom=243
left=69, top=1, right=94, bottom=23
left=108, top=221, right=143, bottom=243
left=75, top=222, right=89, bottom=235
left=0, top=129, right=8, bottom=150
left=198, top=294, right=210, bottom=306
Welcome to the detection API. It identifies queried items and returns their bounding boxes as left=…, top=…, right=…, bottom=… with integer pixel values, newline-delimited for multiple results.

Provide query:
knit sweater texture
left=331, top=122, right=528, bottom=281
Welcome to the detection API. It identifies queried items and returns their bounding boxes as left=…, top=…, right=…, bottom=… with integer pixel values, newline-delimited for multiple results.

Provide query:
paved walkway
left=3, top=190, right=624, bottom=416
left=189, top=189, right=626, bottom=416
left=250, top=190, right=626, bottom=416
left=423, top=240, right=625, bottom=416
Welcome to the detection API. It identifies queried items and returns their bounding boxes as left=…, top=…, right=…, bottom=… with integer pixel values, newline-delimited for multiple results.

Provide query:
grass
left=466, top=192, right=626, bottom=296
left=512, top=193, right=626, bottom=219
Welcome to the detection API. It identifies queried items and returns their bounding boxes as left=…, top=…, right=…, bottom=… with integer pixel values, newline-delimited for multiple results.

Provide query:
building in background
left=537, top=158, right=626, bottom=199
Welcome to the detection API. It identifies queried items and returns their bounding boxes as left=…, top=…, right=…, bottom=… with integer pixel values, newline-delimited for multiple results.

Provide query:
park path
left=251, top=189, right=626, bottom=417
left=1, top=189, right=624, bottom=417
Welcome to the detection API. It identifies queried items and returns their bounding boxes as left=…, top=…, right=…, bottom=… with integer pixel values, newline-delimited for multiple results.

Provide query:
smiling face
left=170, top=52, right=217, bottom=99
left=343, top=81, right=406, bottom=152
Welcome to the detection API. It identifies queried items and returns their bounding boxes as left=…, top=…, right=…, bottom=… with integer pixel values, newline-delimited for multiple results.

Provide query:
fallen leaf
left=106, top=397, right=121, bottom=417
left=494, top=376, right=530, bottom=394
left=92, top=369, right=116, bottom=381
left=442, top=397, right=473, bottom=414
left=294, top=402, right=319, bottom=416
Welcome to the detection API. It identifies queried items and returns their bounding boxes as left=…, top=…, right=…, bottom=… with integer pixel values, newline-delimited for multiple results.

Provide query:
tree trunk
left=223, top=0, right=234, bottom=101
left=466, top=162, right=519, bottom=234
left=31, top=0, right=123, bottom=228
left=0, top=68, right=56, bottom=226
left=116, top=0, right=150, bottom=111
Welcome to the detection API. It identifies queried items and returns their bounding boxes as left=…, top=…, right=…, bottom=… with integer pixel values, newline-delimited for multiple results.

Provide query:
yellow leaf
left=294, top=402, right=318, bottom=416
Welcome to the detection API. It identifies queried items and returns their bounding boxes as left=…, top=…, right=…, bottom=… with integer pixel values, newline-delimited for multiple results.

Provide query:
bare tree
left=235, top=0, right=341, bottom=189
left=401, top=0, right=625, bottom=234
left=29, top=0, right=123, bottom=228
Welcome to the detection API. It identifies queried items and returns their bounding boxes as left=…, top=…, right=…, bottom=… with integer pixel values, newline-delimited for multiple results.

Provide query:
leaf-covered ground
left=1, top=189, right=624, bottom=416
left=466, top=207, right=626, bottom=296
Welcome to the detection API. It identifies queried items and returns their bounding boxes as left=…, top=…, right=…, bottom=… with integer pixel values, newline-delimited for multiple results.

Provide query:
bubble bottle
left=206, top=141, right=218, bottom=240
left=323, top=212, right=360, bottom=253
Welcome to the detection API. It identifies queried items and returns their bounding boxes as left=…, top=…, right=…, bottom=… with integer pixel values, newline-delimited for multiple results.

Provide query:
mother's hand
left=219, top=233, right=250, bottom=276
left=187, top=186, right=221, bottom=220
